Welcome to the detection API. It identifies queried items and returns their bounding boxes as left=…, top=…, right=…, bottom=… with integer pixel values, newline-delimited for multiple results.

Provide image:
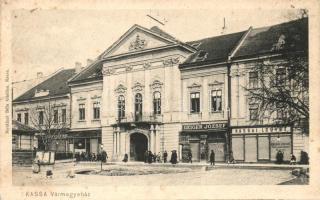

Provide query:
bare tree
left=29, top=99, right=69, bottom=151
left=244, top=52, right=308, bottom=132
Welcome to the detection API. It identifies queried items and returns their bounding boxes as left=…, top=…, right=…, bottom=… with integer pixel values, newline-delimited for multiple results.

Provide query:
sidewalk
left=53, top=159, right=309, bottom=170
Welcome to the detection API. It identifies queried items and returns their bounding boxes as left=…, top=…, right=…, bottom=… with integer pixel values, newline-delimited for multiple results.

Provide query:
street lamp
left=100, top=144, right=104, bottom=171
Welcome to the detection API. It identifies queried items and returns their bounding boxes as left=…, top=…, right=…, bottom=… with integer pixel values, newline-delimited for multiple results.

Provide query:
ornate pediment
left=77, top=97, right=86, bottom=101
left=115, top=84, right=127, bottom=94
left=208, top=80, right=224, bottom=86
left=150, top=80, right=163, bottom=90
left=91, top=95, right=101, bottom=100
left=132, top=82, right=144, bottom=93
left=188, top=83, right=201, bottom=88
left=101, top=25, right=175, bottom=58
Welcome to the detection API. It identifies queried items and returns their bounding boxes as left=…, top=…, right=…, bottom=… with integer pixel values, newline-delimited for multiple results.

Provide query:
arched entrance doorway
left=130, top=133, right=148, bottom=161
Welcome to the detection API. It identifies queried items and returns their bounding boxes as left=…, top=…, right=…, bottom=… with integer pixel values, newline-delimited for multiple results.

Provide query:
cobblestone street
left=12, top=162, right=299, bottom=186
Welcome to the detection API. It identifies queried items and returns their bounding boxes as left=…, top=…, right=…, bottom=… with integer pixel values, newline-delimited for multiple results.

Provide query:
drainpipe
left=226, top=58, right=232, bottom=163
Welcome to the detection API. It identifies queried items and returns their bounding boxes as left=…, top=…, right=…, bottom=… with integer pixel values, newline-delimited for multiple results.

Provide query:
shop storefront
left=231, top=125, right=293, bottom=163
left=179, top=122, right=228, bottom=162
left=68, top=130, right=102, bottom=154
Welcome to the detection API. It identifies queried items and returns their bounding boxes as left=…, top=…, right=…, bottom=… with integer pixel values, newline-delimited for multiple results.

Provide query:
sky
left=11, top=8, right=303, bottom=82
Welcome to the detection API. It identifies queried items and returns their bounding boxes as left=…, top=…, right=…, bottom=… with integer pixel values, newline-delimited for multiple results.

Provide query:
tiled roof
left=13, top=68, right=76, bottom=102
left=12, top=120, right=36, bottom=133
left=233, top=18, right=308, bottom=58
left=182, top=31, right=246, bottom=66
left=68, top=60, right=103, bottom=84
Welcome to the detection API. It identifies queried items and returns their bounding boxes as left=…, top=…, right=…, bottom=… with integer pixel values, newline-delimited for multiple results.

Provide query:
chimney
left=87, top=59, right=94, bottom=66
left=37, top=72, right=43, bottom=78
left=75, top=62, right=83, bottom=73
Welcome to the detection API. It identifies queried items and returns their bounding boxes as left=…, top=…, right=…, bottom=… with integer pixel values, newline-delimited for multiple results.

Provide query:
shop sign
left=232, top=126, right=291, bottom=134
left=182, top=123, right=227, bottom=131
left=45, top=134, right=68, bottom=140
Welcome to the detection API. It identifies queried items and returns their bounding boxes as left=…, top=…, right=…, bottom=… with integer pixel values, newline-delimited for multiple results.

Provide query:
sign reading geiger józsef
left=182, top=123, right=227, bottom=131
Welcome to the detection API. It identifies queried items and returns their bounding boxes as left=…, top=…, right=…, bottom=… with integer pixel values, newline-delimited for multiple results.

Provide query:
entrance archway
left=130, top=133, right=148, bottom=161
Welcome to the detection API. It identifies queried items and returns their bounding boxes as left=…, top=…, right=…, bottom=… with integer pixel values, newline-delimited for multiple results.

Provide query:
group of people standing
left=75, top=150, right=108, bottom=163
left=141, top=150, right=178, bottom=164
left=187, top=150, right=216, bottom=165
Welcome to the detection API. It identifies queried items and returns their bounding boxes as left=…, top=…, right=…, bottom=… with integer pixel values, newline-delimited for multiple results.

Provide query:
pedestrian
left=101, top=150, right=108, bottom=163
left=170, top=150, right=177, bottom=164
left=148, top=151, right=153, bottom=164
left=276, top=150, right=284, bottom=164
left=122, top=153, right=128, bottom=163
left=290, top=154, right=297, bottom=165
left=156, top=152, right=161, bottom=163
left=32, top=155, right=41, bottom=173
left=209, top=150, right=215, bottom=165
left=228, top=151, right=236, bottom=164
left=163, top=150, right=168, bottom=163
left=144, top=150, right=149, bottom=163
left=187, top=150, right=192, bottom=163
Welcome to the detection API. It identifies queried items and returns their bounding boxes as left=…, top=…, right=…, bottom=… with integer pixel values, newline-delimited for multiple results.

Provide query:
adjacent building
left=13, top=18, right=309, bottom=163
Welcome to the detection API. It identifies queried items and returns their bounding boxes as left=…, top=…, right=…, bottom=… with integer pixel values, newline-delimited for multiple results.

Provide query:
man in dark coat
left=170, top=150, right=177, bottom=164
left=187, top=151, right=192, bottom=163
left=148, top=151, right=153, bottom=164
left=101, top=150, right=108, bottom=163
left=210, top=150, right=215, bottom=165
left=163, top=151, right=168, bottom=163
left=144, top=150, right=149, bottom=163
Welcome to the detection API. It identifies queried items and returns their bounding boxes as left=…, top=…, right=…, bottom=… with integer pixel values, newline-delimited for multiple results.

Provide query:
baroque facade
left=13, top=18, right=309, bottom=163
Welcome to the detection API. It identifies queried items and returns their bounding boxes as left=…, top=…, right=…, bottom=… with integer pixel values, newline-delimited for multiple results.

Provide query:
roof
left=13, top=68, right=76, bottom=102
left=69, top=25, right=195, bottom=84
left=68, top=60, right=103, bottom=84
left=12, top=120, right=36, bottom=133
left=181, top=31, right=246, bottom=67
left=233, top=18, right=308, bottom=58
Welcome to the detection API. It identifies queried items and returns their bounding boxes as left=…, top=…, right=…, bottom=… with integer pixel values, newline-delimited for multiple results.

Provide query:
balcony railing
left=115, top=112, right=163, bottom=124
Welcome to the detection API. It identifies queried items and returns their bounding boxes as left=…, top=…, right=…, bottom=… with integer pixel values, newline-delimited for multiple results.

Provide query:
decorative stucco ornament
left=129, top=35, right=147, bottom=51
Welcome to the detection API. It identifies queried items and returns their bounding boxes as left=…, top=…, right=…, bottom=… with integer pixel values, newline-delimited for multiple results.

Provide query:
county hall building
left=13, top=18, right=308, bottom=163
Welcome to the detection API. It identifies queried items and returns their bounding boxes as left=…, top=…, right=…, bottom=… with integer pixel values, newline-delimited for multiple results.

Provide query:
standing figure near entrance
left=188, top=150, right=193, bottom=163
left=163, top=151, right=168, bottom=163
left=210, top=150, right=215, bottom=165
left=170, top=150, right=178, bottom=164
left=122, top=154, right=128, bottom=163
left=144, top=150, right=149, bottom=163
left=148, top=151, right=153, bottom=164
left=101, top=150, right=108, bottom=163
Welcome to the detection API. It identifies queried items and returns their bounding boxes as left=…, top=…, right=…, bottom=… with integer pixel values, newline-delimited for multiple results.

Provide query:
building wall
left=70, top=82, right=103, bottom=130
left=181, top=65, right=228, bottom=123
left=13, top=97, right=71, bottom=129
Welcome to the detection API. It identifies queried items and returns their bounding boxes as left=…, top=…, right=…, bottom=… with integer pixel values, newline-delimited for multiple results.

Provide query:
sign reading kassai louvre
left=182, top=123, right=227, bottom=131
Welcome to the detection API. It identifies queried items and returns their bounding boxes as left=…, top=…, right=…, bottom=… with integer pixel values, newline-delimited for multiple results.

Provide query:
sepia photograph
left=1, top=0, right=320, bottom=199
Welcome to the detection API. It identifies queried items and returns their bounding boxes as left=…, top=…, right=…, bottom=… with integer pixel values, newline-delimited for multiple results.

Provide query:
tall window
left=93, top=102, right=100, bottom=119
left=53, top=109, right=58, bottom=123
left=79, top=104, right=85, bottom=120
left=276, top=68, right=286, bottom=86
left=249, top=72, right=258, bottom=88
left=39, top=111, right=44, bottom=125
left=190, top=92, right=200, bottom=113
left=249, top=107, right=258, bottom=120
left=135, top=93, right=143, bottom=121
left=118, top=95, right=125, bottom=119
left=17, top=113, right=21, bottom=122
left=24, top=113, right=29, bottom=125
left=153, top=92, right=161, bottom=115
left=211, top=90, right=222, bottom=112
left=61, top=108, right=66, bottom=123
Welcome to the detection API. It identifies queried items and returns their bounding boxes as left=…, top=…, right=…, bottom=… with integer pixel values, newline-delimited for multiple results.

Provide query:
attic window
left=195, top=50, right=208, bottom=61
left=191, top=42, right=201, bottom=48
left=271, top=34, right=286, bottom=51
left=34, top=89, right=49, bottom=97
